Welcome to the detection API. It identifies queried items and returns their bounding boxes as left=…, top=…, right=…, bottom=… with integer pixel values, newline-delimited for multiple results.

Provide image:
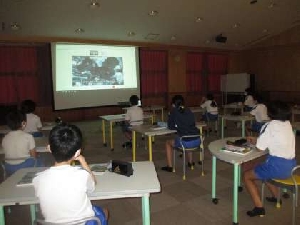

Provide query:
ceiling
left=1, top=0, right=300, bottom=50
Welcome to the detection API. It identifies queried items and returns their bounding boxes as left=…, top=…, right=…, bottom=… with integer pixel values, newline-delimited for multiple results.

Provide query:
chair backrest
left=35, top=216, right=102, bottom=225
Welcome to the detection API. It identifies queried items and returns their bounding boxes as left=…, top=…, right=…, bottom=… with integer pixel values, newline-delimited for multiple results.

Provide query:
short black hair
left=49, top=124, right=82, bottom=163
left=129, top=95, right=139, bottom=106
left=171, top=95, right=185, bottom=113
left=21, top=100, right=36, bottom=114
left=267, top=101, right=291, bottom=121
left=6, top=110, right=26, bottom=130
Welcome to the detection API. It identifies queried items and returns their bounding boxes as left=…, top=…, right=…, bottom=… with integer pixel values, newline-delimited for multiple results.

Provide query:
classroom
left=0, top=0, right=300, bottom=224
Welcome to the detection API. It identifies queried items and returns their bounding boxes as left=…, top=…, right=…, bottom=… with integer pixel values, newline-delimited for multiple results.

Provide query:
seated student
left=243, top=101, right=296, bottom=217
left=246, top=94, right=270, bottom=135
left=200, top=93, right=218, bottom=122
left=244, top=88, right=255, bottom=112
left=122, top=95, right=143, bottom=148
left=21, top=99, right=43, bottom=137
left=2, top=111, right=42, bottom=177
left=161, top=95, right=200, bottom=172
left=33, top=124, right=108, bottom=225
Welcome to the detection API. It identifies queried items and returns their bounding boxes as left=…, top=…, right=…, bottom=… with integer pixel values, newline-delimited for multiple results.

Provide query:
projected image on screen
left=72, top=56, right=124, bottom=86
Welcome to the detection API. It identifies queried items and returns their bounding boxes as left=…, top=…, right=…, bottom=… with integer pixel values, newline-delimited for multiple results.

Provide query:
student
left=2, top=110, right=41, bottom=177
left=244, top=88, right=255, bottom=112
left=33, top=124, right=108, bottom=224
left=122, top=95, right=143, bottom=148
left=21, top=99, right=43, bottom=137
left=243, top=101, right=296, bottom=217
left=246, top=94, right=270, bottom=135
left=200, top=93, right=218, bottom=122
left=161, top=95, right=200, bottom=172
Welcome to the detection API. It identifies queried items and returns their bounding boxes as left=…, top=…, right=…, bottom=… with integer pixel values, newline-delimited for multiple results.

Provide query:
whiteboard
left=221, top=73, right=250, bottom=92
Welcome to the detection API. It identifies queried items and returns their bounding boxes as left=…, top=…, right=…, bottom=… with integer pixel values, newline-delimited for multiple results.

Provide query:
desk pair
left=99, top=113, right=153, bottom=151
left=0, top=161, right=160, bottom=225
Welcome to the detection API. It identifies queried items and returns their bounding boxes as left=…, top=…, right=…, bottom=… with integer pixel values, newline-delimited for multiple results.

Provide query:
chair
left=35, top=216, right=102, bottom=225
left=172, top=134, right=204, bottom=180
left=261, top=165, right=300, bottom=225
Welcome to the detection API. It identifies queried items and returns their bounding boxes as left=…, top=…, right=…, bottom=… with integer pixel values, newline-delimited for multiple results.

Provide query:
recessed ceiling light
left=148, top=10, right=158, bottom=16
left=10, top=22, right=21, bottom=31
left=90, top=0, right=100, bottom=8
left=75, top=28, right=84, bottom=33
left=127, top=31, right=135, bottom=37
left=171, top=36, right=176, bottom=41
left=232, top=23, right=240, bottom=28
left=268, top=3, right=276, bottom=8
left=195, top=17, right=203, bottom=22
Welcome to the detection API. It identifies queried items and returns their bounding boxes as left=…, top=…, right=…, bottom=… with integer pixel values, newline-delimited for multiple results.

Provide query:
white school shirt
left=33, top=165, right=95, bottom=224
left=250, top=104, right=270, bottom=122
left=125, top=105, right=143, bottom=126
left=244, top=95, right=255, bottom=107
left=201, top=100, right=218, bottom=115
left=24, top=113, right=42, bottom=133
left=2, top=130, right=35, bottom=164
left=256, top=120, right=295, bottom=159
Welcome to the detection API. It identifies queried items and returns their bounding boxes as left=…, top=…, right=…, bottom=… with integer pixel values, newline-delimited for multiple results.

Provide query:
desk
left=130, top=122, right=206, bottom=162
left=0, top=137, right=48, bottom=155
left=0, top=124, right=53, bottom=135
left=190, top=106, right=205, bottom=114
left=208, top=137, right=267, bottom=224
left=99, top=113, right=153, bottom=151
left=292, top=108, right=300, bottom=123
left=142, top=105, right=164, bottom=122
left=223, top=103, right=244, bottom=115
left=220, top=114, right=254, bottom=138
left=0, top=161, right=160, bottom=225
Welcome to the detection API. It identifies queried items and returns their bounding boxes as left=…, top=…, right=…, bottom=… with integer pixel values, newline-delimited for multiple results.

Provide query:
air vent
left=145, top=33, right=159, bottom=40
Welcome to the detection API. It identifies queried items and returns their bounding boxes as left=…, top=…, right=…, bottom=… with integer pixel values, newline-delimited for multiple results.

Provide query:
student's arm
left=29, top=148, right=37, bottom=158
left=74, top=155, right=97, bottom=185
left=29, top=135, right=37, bottom=158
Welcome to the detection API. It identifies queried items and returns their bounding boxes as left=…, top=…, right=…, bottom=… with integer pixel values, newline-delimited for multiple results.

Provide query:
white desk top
left=130, top=125, right=177, bottom=136
left=142, top=105, right=164, bottom=111
left=190, top=107, right=205, bottom=113
left=208, top=137, right=267, bottom=165
left=0, top=161, right=160, bottom=206
left=223, top=103, right=243, bottom=109
left=0, top=124, right=53, bottom=135
left=220, top=114, right=254, bottom=121
left=99, top=113, right=153, bottom=122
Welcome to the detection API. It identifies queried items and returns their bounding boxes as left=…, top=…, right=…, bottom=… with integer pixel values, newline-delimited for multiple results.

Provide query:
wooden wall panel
left=168, top=50, right=186, bottom=93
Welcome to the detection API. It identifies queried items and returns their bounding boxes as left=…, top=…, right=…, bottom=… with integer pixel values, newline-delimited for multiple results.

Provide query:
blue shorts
left=254, top=155, right=296, bottom=180
left=4, top=157, right=44, bottom=177
left=251, top=121, right=265, bottom=133
left=202, top=112, right=218, bottom=122
left=85, top=205, right=107, bottom=225
left=31, top=132, right=43, bottom=137
left=174, top=137, right=201, bottom=149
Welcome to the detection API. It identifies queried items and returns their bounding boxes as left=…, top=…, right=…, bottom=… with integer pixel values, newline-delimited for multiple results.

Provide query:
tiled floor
left=1, top=119, right=300, bottom=225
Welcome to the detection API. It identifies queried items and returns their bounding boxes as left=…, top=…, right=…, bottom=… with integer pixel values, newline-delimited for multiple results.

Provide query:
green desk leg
left=109, top=122, right=114, bottom=151
left=132, top=131, right=136, bottom=162
left=233, top=163, right=239, bottom=224
left=30, top=204, right=36, bottom=225
left=102, top=120, right=107, bottom=147
left=242, top=120, right=245, bottom=138
left=0, top=206, right=5, bottom=225
left=142, top=195, right=150, bottom=225
left=212, top=156, right=218, bottom=204
left=221, top=118, right=224, bottom=138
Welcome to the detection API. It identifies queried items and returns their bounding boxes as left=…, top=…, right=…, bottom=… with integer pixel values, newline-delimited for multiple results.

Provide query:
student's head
left=171, top=95, right=185, bottom=112
left=267, top=101, right=291, bottom=121
left=21, top=99, right=36, bottom=114
left=129, top=95, right=139, bottom=106
left=49, top=124, right=82, bottom=163
left=206, top=93, right=214, bottom=101
left=245, top=88, right=253, bottom=96
left=6, top=110, right=26, bottom=131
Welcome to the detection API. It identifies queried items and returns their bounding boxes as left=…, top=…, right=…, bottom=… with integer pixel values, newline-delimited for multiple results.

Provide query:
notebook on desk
left=16, top=172, right=37, bottom=187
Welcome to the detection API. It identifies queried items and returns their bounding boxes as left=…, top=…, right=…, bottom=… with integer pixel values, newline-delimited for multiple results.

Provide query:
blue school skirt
left=254, top=155, right=296, bottom=180
left=174, top=137, right=201, bottom=149
left=202, top=112, right=218, bottom=122
left=85, top=205, right=107, bottom=225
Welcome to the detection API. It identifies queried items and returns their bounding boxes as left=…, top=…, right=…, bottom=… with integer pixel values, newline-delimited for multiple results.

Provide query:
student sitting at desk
left=244, top=87, right=255, bottom=112
left=200, top=93, right=218, bottom=122
left=2, top=111, right=42, bottom=177
left=21, top=99, right=43, bottom=137
left=161, top=95, right=200, bottom=172
left=246, top=94, right=270, bottom=136
left=122, top=95, right=143, bottom=148
left=33, top=124, right=108, bottom=224
left=244, top=101, right=296, bottom=217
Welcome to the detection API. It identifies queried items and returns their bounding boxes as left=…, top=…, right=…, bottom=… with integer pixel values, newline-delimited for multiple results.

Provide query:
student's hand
left=247, top=136, right=257, bottom=145
left=74, top=155, right=97, bottom=184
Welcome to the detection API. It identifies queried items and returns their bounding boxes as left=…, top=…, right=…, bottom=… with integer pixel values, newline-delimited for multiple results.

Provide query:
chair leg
left=293, top=193, right=296, bottom=225
left=201, top=148, right=204, bottom=176
left=182, top=151, right=186, bottom=180
left=172, top=149, right=176, bottom=173
left=276, top=188, right=282, bottom=208
left=261, top=182, right=265, bottom=206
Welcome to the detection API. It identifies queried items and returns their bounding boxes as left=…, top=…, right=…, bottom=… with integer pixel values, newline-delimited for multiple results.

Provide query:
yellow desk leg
left=110, top=122, right=114, bottom=151
left=132, top=131, right=136, bottom=162
left=102, top=120, right=107, bottom=147
left=148, top=136, right=153, bottom=161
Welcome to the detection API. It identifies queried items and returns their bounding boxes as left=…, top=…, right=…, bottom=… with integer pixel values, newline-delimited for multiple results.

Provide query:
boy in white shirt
left=122, top=95, right=143, bottom=148
left=200, top=93, right=218, bottom=121
left=243, top=101, right=296, bottom=217
left=33, top=124, right=108, bottom=224
left=244, top=88, right=255, bottom=112
left=21, top=99, right=42, bottom=137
